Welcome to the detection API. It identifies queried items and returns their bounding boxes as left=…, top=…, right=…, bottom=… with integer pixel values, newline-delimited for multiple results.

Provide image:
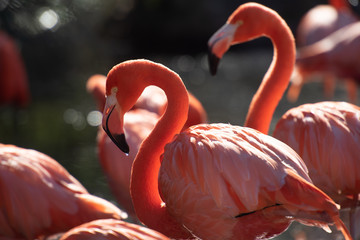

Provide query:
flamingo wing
left=159, top=124, right=339, bottom=239
left=59, top=219, right=170, bottom=240
left=274, top=101, right=360, bottom=201
left=0, top=144, right=124, bottom=239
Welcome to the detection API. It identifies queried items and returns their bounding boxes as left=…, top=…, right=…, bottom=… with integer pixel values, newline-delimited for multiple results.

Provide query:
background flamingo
left=294, top=21, right=360, bottom=103
left=208, top=1, right=360, bottom=238
left=0, top=30, right=30, bottom=108
left=59, top=219, right=170, bottom=240
left=102, top=55, right=350, bottom=240
left=0, top=143, right=126, bottom=239
left=289, top=0, right=359, bottom=103
left=86, top=73, right=207, bottom=219
left=273, top=102, right=360, bottom=237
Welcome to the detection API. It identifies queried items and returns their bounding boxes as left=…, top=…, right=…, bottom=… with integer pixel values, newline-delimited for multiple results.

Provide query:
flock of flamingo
left=0, top=1, right=359, bottom=239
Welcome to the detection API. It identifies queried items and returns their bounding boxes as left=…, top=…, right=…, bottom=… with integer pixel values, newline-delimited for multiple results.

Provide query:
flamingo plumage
left=101, top=52, right=351, bottom=240
left=86, top=74, right=207, bottom=218
left=0, top=30, right=30, bottom=108
left=208, top=1, right=358, bottom=239
left=294, top=21, right=360, bottom=104
left=273, top=102, right=360, bottom=237
left=0, top=143, right=126, bottom=239
left=59, top=219, right=170, bottom=240
left=289, top=0, right=359, bottom=103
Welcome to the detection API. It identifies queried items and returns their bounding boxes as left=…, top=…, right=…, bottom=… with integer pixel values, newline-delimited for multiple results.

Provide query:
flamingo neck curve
left=243, top=14, right=295, bottom=134
left=128, top=63, right=191, bottom=238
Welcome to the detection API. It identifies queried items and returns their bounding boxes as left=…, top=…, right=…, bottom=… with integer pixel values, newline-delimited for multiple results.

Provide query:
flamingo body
left=59, top=219, right=170, bottom=240
left=134, top=85, right=208, bottom=130
left=0, top=144, right=125, bottom=239
left=296, top=4, right=357, bottom=47
left=159, top=123, right=341, bottom=240
left=273, top=101, right=360, bottom=203
left=133, top=85, right=167, bottom=115
left=296, top=22, right=360, bottom=82
left=290, top=1, right=359, bottom=102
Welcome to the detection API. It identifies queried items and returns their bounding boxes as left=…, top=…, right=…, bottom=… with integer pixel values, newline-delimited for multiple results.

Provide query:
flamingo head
left=208, top=22, right=240, bottom=75
left=101, top=60, right=149, bottom=154
left=208, top=2, right=282, bottom=75
left=102, top=87, right=130, bottom=154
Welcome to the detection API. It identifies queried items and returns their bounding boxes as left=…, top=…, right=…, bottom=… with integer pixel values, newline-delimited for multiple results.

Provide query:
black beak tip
left=113, top=133, right=130, bottom=154
left=207, top=49, right=220, bottom=76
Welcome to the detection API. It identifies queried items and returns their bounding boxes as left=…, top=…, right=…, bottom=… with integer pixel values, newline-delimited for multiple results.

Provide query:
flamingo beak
left=208, top=22, right=240, bottom=75
left=207, top=49, right=220, bottom=76
left=102, top=94, right=130, bottom=154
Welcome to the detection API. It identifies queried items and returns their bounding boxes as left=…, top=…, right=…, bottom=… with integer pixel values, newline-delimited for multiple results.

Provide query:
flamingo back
left=158, top=124, right=317, bottom=240
left=0, top=144, right=124, bottom=239
left=133, top=86, right=167, bottom=115
left=134, top=86, right=208, bottom=130
left=296, top=5, right=358, bottom=47
left=60, top=219, right=170, bottom=240
left=273, top=101, right=360, bottom=201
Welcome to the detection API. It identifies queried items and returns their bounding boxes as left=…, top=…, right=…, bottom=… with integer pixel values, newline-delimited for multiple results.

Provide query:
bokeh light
left=38, top=8, right=59, bottom=30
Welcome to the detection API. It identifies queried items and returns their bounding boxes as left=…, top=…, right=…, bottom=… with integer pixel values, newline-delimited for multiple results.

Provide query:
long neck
left=130, top=68, right=192, bottom=238
left=244, top=19, right=295, bottom=134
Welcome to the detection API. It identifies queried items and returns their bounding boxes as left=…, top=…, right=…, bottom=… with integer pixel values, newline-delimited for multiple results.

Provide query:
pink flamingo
left=102, top=52, right=351, bottom=240
left=0, top=30, right=30, bottom=107
left=59, top=219, right=170, bottom=240
left=273, top=102, right=360, bottom=236
left=0, top=143, right=126, bottom=239
left=208, top=1, right=360, bottom=238
left=86, top=74, right=207, bottom=218
left=294, top=21, right=360, bottom=104
left=289, top=0, right=359, bottom=102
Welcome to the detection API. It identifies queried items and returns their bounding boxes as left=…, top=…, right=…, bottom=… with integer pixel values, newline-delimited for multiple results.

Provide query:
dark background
left=0, top=1, right=358, bottom=238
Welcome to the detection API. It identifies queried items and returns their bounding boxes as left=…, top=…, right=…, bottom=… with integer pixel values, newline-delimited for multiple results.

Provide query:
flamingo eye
left=235, top=20, right=243, bottom=26
left=111, top=87, right=118, bottom=94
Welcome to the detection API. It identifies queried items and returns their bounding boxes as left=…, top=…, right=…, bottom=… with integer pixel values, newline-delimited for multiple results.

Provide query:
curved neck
left=244, top=18, right=295, bottom=134
left=130, top=67, right=191, bottom=238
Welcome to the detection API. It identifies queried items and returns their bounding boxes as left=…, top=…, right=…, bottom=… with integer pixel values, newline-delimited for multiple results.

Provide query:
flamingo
left=86, top=74, right=207, bottom=218
left=294, top=21, right=360, bottom=103
left=0, top=30, right=30, bottom=107
left=102, top=53, right=351, bottom=240
left=289, top=0, right=359, bottom=103
left=208, top=1, right=360, bottom=238
left=272, top=102, right=360, bottom=237
left=0, top=143, right=126, bottom=239
left=59, top=219, right=170, bottom=240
